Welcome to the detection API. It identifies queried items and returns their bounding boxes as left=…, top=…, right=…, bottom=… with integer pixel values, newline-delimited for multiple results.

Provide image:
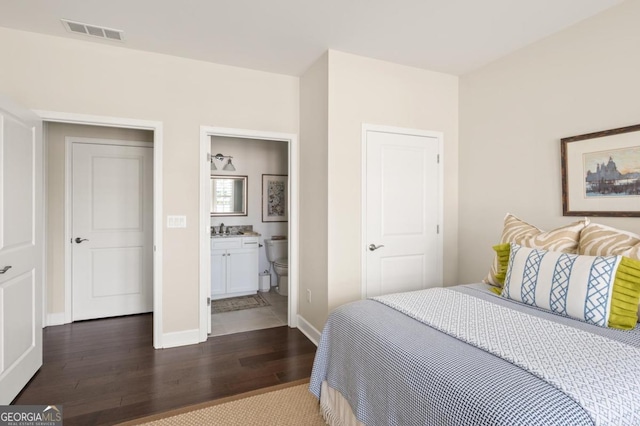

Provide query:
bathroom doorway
left=209, top=136, right=288, bottom=336
left=198, top=126, right=299, bottom=342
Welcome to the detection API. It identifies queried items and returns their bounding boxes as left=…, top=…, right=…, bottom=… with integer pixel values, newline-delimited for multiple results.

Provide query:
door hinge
left=207, top=297, right=211, bottom=306
left=437, top=225, right=440, bottom=234
left=437, top=154, right=440, bottom=164
left=207, top=153, right=212, bottom=162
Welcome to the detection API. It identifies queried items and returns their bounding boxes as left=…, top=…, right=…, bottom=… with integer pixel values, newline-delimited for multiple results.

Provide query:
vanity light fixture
left=210, top=153, right=236, bottom=171
left=223, top=158, right=236, bottom=171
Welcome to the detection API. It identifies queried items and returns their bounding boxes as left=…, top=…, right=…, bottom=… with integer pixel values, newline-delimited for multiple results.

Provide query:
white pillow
left=503, top=243, right=621, bottom=327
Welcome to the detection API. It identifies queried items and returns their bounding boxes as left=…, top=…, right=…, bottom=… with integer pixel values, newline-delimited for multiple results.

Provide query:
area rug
left=211, top=293, right=270, bottom=313
left=116, top=379, right=325, bottom=426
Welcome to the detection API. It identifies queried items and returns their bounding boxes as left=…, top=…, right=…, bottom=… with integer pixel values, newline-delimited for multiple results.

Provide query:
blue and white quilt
left=309, top=284, right=640, bottom=426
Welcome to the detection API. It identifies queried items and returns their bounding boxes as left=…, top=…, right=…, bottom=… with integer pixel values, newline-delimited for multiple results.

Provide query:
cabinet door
left=211, top=250, right=226, bottom=297
left=226, top=248, right=258, bottom=293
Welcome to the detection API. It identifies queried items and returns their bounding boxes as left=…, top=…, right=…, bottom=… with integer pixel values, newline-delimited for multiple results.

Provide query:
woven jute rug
left=211, top=293, right=270, bottom=313
left=117, top=379, right=326, bottom=426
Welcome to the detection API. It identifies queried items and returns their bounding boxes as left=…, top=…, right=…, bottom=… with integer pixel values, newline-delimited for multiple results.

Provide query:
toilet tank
left=264, top=239, right=288, bottom=262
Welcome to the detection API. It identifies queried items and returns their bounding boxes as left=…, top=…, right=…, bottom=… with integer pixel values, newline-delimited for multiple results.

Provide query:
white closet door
left=72, top=141, right=153, bottom=320
left=364, top=127, right=442, bottom=298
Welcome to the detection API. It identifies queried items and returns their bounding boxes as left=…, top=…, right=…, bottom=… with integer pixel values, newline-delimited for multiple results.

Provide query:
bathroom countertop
left=211, top=233, right=261, bottom=238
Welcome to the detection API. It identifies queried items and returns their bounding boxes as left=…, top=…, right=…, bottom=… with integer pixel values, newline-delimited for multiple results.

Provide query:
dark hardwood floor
left=13, top=314, right=317, bottom=425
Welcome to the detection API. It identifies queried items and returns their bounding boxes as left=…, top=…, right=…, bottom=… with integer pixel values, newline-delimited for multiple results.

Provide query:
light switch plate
left=167, top=215, right=187, bottom=228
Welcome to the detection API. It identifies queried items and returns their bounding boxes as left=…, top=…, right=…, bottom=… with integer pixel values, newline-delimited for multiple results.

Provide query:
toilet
left=264, top=239, right=288, bottom=296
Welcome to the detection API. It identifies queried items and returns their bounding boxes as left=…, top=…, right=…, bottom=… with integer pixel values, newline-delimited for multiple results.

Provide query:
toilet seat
left=274, top=258, right=288, bottom=268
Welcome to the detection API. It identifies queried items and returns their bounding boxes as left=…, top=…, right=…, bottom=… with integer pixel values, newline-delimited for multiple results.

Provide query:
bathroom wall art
left=262, top=174, right=288, bottom=222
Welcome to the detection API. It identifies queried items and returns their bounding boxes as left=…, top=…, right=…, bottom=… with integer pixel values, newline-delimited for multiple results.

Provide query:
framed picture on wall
left=561, top=123, right=640, bottom=217
left=262, top=174, right=288, bottom=222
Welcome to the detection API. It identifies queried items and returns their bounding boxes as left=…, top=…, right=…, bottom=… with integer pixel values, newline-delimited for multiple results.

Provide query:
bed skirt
left=320, top=381, right=364, bottom=426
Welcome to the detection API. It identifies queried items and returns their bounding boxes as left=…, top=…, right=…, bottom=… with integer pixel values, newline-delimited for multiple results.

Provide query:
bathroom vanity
left=211, top=235, right=259, bottom=300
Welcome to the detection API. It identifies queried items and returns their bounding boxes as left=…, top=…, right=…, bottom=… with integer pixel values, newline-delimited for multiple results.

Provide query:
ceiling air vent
left=61, top=19, right=124, bottom=42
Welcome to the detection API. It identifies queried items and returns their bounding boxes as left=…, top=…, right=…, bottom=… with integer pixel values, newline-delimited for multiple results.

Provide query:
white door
left=71, top=140, right=153, bottom=321
left=364, top=126, right=442, bottom=298
left=0, top=98, right=43, bottom=404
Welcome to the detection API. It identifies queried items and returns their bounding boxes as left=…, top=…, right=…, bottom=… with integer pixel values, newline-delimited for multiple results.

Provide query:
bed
left=310, top=281, right=640, bottom=425
left=310, top=215, right=640, bottom=425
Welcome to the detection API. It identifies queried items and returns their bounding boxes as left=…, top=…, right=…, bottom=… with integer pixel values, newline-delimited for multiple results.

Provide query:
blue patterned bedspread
left=309, top=284, right=640, bottom=426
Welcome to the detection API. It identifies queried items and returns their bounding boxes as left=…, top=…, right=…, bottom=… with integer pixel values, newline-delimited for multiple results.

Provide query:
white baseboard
left=46, top=312, right=66, bottom=327
left=296, top=315, right=321, bottom=346
left=162, top=328, right=201, bottom=348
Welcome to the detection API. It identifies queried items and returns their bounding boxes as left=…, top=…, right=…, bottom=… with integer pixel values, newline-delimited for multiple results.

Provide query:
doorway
left=209, top=136, right=289, bottom=336
left=37, top=112, right=165, bottom=349
left=361, top=124, right=444, bottom=298
left=199, top=126, right=299, bottom=342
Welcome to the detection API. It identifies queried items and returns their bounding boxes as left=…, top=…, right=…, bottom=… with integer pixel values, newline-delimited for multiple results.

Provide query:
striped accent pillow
left=579, top=223, right=640, bottom=320
left=503, top=243, right=640, bottom=329
left=578, top=223, right=640, bottom=260
left=483, top=214, right=589, bottom=286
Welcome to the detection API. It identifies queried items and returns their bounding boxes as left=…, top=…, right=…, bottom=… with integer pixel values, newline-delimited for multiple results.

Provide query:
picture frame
left=561, top=124, right=640, bottom=217
left=262, top=174, right=288, bottom=222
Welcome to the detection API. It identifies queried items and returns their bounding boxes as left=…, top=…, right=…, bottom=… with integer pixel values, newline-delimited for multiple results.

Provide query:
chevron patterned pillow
left=483, top=213, right=589, bottom=286
left=503, top=243, right=640, bottom=330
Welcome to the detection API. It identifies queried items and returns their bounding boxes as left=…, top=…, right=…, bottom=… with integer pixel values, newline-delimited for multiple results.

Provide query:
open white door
left=0, top=97, right=43, bottom=404
left=363, top=125, right=443, bottom=298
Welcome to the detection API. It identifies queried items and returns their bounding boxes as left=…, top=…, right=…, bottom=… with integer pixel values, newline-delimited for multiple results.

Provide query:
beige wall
left=299, top=51, right=459, bottom=330
left=459, top=0, right=640, bottom=284
left=0, top=27, right=299, bottom=335
left=45, top=123, right=153, bottom=315
left=327, top=51, right=459, bottom=312
left=299, top=53, right=329, bottom=331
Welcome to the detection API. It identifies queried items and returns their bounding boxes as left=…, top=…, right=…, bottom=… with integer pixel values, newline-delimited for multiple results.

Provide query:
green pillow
left=488, top=243, right=511, bottom=295
left=492, top=243, right=511, bottom=286
left=609, top=257, right=640, bottom=329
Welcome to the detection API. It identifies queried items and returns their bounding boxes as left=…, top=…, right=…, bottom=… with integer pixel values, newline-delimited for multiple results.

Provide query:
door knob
left=0, top=265, right=12, bottom=274
left=368, top=244, right=385, bottom=251
left=75, top=237, right=89, bottom=244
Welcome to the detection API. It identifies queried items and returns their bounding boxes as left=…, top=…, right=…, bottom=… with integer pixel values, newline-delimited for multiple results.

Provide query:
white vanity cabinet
left=211, top=236, right=259, bottom=300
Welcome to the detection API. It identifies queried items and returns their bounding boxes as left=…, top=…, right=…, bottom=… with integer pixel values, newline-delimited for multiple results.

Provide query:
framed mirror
left=210, top=175, right=248, bottom=216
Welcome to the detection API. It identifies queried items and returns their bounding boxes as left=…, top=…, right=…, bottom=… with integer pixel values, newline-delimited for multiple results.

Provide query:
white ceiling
left=0, top=0, right=624, bottom=76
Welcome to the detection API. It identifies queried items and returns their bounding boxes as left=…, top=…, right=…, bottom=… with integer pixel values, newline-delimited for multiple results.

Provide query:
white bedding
left=310, top=284, right=640, bottom=426
left=375, top=288, right=640, bottom=425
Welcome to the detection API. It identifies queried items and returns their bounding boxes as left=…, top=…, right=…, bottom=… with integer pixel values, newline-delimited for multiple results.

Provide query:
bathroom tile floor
left=210, top=288, right=288, bottom=337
